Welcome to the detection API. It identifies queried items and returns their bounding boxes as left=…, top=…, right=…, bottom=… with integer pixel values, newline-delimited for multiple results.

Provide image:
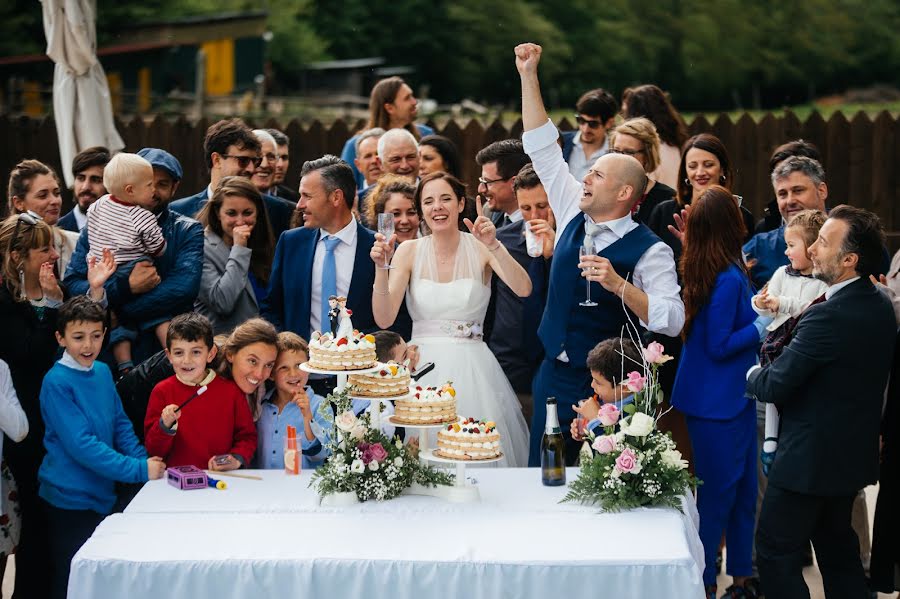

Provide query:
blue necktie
left=320, top=235, right=341, bottom=331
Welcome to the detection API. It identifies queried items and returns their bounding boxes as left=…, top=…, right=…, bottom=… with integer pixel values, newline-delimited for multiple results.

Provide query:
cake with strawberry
left=348, top=362, right=411, bottom=398
left=393, top=382, right=457, bottom=424
left=307, top=330, right=377, bottom=371
left=436, top=417, right=501, bottom=460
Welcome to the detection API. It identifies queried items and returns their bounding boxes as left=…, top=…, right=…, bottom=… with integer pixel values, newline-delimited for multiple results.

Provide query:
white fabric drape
left=41, top=0, right=124, bottom=187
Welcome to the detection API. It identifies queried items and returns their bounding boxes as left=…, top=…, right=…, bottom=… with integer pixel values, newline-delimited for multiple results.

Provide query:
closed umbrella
left=42, top=0, right=124, bottom=187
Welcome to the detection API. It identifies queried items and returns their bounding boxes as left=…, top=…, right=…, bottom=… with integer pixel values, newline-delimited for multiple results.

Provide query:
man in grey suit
left=747, top=205, right=896, bottom=599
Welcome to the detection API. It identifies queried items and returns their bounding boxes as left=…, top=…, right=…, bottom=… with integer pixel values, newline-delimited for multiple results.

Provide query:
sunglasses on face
left=10, top=210, right=42, bottom=251
left=575, top=115, right=603, bottom=129
left=221, top=154, right=263, bottom=169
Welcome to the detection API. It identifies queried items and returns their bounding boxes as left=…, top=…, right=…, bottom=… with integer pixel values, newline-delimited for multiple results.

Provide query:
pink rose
left=592, top=435, right=617, bottom=454
left=597, top=403, right=620, bottom=426
left=625, top=371, right=646, bottom=393
left=615, top=447, right=640, bottom=474
left=369, top=442, right=388, bottom=463
left=643, top=341, right=674, bottom=365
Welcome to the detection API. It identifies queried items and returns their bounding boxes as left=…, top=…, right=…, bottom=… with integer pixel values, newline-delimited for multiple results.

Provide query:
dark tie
left=501, top=215, right=511, bottom=228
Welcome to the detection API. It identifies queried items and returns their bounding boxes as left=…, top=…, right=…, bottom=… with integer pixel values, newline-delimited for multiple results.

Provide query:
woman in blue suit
left=671, top=186, right=762, bottom=598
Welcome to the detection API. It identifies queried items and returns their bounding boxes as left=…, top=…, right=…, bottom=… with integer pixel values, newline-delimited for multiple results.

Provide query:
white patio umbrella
left=42, top=0, right=124, bottom=187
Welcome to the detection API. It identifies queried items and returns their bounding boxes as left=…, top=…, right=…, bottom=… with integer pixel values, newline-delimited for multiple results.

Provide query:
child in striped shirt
left=86, top=152, right=169, bottom=375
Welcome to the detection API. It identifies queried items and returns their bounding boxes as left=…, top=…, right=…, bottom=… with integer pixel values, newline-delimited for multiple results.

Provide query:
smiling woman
left=218, top=318, right=279, bottom=414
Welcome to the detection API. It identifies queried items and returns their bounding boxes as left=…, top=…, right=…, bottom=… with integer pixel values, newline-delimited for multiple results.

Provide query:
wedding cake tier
left=348, top=362, right=411, bottom=398
left=393, top=383, right=457, bottom=424
left=308, top=330, right=377, bottom=371
left=436, top=417, right=501, bottom=460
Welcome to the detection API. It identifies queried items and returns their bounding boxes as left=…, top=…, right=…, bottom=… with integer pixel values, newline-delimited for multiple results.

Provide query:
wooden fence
left=1, top=111, right=898, bottom=249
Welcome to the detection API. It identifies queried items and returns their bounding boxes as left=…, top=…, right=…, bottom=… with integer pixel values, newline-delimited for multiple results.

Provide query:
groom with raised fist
left=515, top=43, right=685, bottom=466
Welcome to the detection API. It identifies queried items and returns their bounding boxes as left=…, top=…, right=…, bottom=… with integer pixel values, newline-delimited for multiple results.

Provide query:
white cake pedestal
left=408, top=450, right=504, bottom=503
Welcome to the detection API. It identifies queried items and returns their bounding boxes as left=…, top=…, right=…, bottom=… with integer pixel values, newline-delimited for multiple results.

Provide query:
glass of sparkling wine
left=579, top=245, right=598, bottom=307
left=377, top=213, right=395, bottom=270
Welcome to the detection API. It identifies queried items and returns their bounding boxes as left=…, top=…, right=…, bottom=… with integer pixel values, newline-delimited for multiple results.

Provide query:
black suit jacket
left=273, top=184, right=299, bottom=204
left=747, top=278, right=896, bottom=496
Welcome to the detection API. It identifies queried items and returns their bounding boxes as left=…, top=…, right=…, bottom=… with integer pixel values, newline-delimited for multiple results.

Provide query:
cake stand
left=348, top=393, right=408, bottom=433
left=386, top=416, right=447, bottom=460
left=410, top=449, right=503, bottom=502
left=300, top=363, right=380, bottom=394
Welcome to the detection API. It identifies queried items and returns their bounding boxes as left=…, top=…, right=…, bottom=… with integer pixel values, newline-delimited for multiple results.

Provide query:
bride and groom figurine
left=328, top=295, right=353, bottom=340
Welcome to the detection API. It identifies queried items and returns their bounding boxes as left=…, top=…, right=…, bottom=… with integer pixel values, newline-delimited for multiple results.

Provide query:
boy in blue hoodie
left=38, top=296, right=166, bottom=598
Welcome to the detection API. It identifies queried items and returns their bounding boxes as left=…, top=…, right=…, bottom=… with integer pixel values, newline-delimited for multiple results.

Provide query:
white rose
left=350, top=424, right=367, bottom=440
left=394, top=456, right=404, bottom=467
left=350, top=459, right=364, bottom=473
left=395, top=439, right=403, bottom=449
left=368, top=460, right=380, bottom=471
left=335, top=411, right=358, bottom=432
left=661, top=448, right=689, bottom=470
left=620, top=412, right=655, bottom=437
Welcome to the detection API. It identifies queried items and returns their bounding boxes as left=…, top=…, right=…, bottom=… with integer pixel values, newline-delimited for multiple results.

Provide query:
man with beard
left=64, top=148, right=204, bottom=362
left=475, top=139, right=531, bottom=228
left=59, top=146, right=110, bottom=232
left=169, top=118, right=294, bottom=238
left=747, top=205, right=896, bottom=599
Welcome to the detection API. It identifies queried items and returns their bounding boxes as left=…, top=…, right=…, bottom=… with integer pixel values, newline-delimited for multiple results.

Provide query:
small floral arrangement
left=563, top=340, right=699, bottom=512
left=310, top=388, right=454, bottom=501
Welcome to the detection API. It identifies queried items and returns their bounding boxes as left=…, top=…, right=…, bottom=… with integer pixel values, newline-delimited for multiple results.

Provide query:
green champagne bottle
left=541, top=397, right=566, bottom=486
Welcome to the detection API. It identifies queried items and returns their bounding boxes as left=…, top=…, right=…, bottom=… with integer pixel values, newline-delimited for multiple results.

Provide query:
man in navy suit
left=169, top=118, right=295, bottom=239
left=59, top=146, right=110, bottom=233
left=747, top=205, right=896, bottom=599
left=516, top=43, right=685, bottom=467
left=475, top=139, right=531, bottom=229
left=261, top=155, right=377, bottom=395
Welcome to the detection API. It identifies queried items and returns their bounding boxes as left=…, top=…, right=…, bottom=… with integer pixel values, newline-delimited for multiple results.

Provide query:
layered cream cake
left=307, top=330, right=377, bottom=371
left=392, top=383, right=457, bottom=424
left=348, top=362, right=411, bottom=398
left=436, top=417, right=501, bottom=460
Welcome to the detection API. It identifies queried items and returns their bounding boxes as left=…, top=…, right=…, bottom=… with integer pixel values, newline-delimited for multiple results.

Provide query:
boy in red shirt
left=144, top=313, right=257, bottom=470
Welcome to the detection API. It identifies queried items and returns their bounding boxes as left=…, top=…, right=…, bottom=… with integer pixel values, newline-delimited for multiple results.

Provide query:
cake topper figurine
left=327, top=295, right=341, bottom=337
left=335, top=296, right=353, bottom=340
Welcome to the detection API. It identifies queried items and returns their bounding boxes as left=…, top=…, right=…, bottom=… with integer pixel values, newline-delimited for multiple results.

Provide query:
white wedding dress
left=406, top=233, right=530, bottom=467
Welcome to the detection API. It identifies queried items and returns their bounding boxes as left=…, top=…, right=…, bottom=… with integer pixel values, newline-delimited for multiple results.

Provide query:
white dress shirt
left=567, top=131, right=609, bottom=181
left=0, top=360, right=28, bottom=507
left=73, top=205, right=88, bottom=231
left=508, top=209, right=523, bottom=224
left=523, top=118, right=685, bottom=341
left=309, top=217, right=358, bottom=334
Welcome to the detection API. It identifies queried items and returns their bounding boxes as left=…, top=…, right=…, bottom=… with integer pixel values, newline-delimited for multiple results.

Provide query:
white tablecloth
left=70, top=468, right=705, bottom=598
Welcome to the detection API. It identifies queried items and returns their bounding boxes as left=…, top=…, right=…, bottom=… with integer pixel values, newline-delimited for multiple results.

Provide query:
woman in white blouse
left=0, top=359, right=29, bottom=582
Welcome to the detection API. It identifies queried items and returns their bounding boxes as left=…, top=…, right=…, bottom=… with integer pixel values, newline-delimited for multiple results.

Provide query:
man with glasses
left=562, top=88, right=617, bottom=180
left=169, top=118, right=295, bottom=238
left=475, top=139, right=531, bottom=228
left=266, top=128, right=299, bottom=203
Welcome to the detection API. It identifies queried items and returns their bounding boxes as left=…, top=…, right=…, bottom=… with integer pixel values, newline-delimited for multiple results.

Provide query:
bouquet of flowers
left=310, top=388, right=454, bottom=502
left=563, top=340, right=699, bottom=512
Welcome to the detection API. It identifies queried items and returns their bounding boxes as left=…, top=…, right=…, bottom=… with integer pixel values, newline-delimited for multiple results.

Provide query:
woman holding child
left=195, top=176, right=276, bottom=335
left=670, top=186, right=761, bottom=598
left=370, top=171, right=532, bottom=467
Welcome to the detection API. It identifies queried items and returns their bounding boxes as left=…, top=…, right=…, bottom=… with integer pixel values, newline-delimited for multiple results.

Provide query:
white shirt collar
left=583, top=212, right=634, bottom=239
left=73, top=205, right=88, bottom=230
left=320, top=216, right=357, bottom=246
left=206, top=183, right=215, bottom=200
left=508, top=209, right=523, bottom=223
left=572, top=131, right=610, bottom=156
left=825, top=276, right=860, bottom=300
left=60, top=351, right=93, bottom=372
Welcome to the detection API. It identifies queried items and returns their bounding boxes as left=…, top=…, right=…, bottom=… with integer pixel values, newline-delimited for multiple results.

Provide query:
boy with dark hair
left=571, top=336, right=643, bottom=440
left=39, top=296, right=166, bottom=599
left=144, top=312, right=257, bottom=471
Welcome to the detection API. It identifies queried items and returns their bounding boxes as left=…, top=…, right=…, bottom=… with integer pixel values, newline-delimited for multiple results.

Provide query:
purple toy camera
left=166, top=465, right=208, bottom=490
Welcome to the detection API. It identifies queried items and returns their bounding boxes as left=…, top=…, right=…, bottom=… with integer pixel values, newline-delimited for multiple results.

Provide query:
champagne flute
left=579, top=245, right=598, bottom=307
left=377, top=213, right=395, bottom=270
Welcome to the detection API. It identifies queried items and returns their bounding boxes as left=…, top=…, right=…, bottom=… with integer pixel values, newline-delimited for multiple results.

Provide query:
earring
left=720, top=175, right=726, bottom=184
left=684, top=178, right=690, bottom=186
left=18, top=269, right=26, bottom=301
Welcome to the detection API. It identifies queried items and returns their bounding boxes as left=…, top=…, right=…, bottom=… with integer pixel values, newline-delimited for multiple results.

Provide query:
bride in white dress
left=371, top=172, right=532, bottom=467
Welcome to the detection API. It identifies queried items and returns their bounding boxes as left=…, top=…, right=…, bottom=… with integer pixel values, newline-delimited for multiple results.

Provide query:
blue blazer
left=169, top=188, right=295, bottom=241
left=261, top=222, right=377, bottom=340
left=671, top=263, right=759, bottom=420
left=57, top=208, right=81, bottom=233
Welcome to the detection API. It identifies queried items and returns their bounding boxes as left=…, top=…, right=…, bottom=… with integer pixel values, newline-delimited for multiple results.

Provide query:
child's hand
left=573, top=395, right=600, bottom=422
left=404, top=344, right=420, bottom=371
left=161, top=404, right=181, bottom=428
left=147, top=456, right=166, bottom=480
left=293, top=390, right=312, bottom=421
left=208, top=454, right=240, bottom=471
left=570, top=418, right=584, bottom=441
left=762, top=295, right=781, bottom=312
left=753, top=289, right=769, bottom=310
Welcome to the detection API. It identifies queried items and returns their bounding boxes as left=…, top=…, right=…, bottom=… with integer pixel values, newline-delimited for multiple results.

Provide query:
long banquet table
left=68, top=468, right=705, bottom=598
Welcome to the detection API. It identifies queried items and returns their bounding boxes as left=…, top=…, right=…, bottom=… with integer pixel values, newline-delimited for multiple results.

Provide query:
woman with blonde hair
left=608, top=117, right=676, bottom=224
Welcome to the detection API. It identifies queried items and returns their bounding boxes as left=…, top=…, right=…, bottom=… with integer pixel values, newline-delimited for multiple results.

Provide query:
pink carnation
left=615, top=447, right=640, bottom=474
left=625, top=371, right=646, bottom=393
left=592, top=435, right=617, bottom=454
left=597, top=403, right=620, bottom=426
